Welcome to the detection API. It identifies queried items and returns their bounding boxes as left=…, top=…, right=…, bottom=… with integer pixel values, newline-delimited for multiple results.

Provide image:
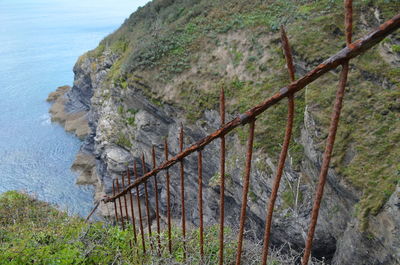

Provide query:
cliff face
left=50, top=0, right=400, bottom=264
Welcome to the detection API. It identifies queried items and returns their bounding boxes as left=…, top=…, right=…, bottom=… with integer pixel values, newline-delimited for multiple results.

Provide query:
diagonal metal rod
left=302, top=1, right=353, bottom=264
left=235, top=120, right=256, bottom=265
left=127, top=169, right=138, bottom=244
left=164, top=139, right=172, bottom=254
left=219, top=85, right=226, bottom=265
left=134, top=161, right=146, bottom=254
left=103, top=13, right=400, bottom=203
left=141, top=154, right=153, bottom=250
left=152, top=146, right=161, bottom=254
left=179, top=126, right=187, bottom=260
left=198, top=150, right=204, bottom=259
left=261, top=25, right=296, bottom=265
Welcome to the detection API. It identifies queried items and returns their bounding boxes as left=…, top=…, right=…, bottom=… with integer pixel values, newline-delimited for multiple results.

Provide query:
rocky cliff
left=48, top=0, right=400, bottom=264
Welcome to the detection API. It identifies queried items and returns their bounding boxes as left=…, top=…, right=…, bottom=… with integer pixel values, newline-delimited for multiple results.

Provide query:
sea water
left=0, top=0, right=149, bottom=216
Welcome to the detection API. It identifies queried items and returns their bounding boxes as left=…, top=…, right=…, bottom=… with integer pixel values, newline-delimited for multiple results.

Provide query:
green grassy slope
left=88, top=0, right=399, bottom=228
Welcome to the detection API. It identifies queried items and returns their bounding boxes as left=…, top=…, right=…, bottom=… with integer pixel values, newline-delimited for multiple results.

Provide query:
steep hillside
left=49, top=0, right=400, bottom=264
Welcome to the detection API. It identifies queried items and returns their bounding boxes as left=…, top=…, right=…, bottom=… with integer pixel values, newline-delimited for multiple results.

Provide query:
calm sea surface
left=0, top=0, right=148, bottom=216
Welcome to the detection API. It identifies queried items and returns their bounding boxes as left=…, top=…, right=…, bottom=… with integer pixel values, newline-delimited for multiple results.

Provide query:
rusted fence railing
left=87, top=3, right=400, bottom=264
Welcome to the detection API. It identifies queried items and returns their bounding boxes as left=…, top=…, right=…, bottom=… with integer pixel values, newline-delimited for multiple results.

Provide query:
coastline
left=47, top=85, right=106, bottom=216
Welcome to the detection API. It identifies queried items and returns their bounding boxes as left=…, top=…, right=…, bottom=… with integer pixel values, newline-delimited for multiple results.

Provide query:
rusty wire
left=235, top=119, right=256, bottom=265
left=261, top=25, right=296, bottom=265
left=134, top=161, right=146, bottom=253
left=302, top=1, right=353, bottom=264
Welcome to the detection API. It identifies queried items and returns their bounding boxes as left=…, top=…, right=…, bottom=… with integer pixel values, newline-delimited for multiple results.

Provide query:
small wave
left=40, top=113, right=51, bottom=125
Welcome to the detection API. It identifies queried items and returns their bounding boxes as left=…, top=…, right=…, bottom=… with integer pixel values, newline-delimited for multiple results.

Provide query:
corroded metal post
left=219, top=86, right=226, bottom=265
left=134, top=161, right=146, bottom=253
left=261, top=25, right=295, bottom=265
left=141, top=154, right=153, bottom=250
left=302, top=1, right=353, bottom=264
left=116, top=178, right=125, bottom=230
left=179, top=126, right=187, bottom=259
left=235, top=120, right=256, bottom=265
left=198, top=150, right=204, bottom=259
left=164, top=139, right=172, bottom=254
left=152, top=146, right=161, bottom=254
left=113, top=180, right=119, bottom=225
left=127, top=169, right=137, bottom=244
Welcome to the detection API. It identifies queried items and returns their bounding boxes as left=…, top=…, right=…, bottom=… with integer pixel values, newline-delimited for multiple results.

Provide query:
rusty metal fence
left=86, top=2, right=400, bottom=264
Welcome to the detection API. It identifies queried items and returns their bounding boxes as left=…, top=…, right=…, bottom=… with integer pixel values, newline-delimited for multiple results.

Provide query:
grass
left=0, top=191, right=327, bottom=264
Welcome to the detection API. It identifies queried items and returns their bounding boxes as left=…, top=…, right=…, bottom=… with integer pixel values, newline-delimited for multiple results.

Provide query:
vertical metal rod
left=127, top=169, right=138, bottom=244
left=302, top=2, right=352, bottom=264
left=152, top=146, right=161, bottom=254
left=164, top=139, right=172, bottom=254
left=122, top=173, right=133, bottom=249
left=116, top=178, right=125, bottom=230
left=134, top=161, right=146, bottom=254
left=122, top=174, right=130, bottom=228
left=113, top=180, right=120, bottom=226
left=235, top=120, right=256, bottom=265
left=219, top=86, right=226, bottom=265
left=345, top=0, right=353, bottom=45
left=141, top=154, right=153, bottom=250
left=179, top=126, right=187, bottom=260
left=261, top=25, right=296, bottom=265
left=198, top=150, right=204, bottom=259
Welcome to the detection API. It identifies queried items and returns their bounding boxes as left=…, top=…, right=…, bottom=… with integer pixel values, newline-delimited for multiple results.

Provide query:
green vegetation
left=86, top=0, right=399, bottom=228
left=0, top=191, right=134, bottom=264
left=116, top=132, right=132, bottom=149
left=2, top=191, right=315, bottom=264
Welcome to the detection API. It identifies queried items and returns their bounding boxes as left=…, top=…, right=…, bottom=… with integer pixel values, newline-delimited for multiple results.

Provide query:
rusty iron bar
left=141, top=154, right=153, bottom=250
left=112, top=180, right=119, bottom=225
left=127, top=169, right=138, bottom=244
left=261, top=25, right=296, bottom=265
left=179, top=126, right=187, bottom=259
left=134, top=161, right=146, bottom=254
left=103, top=13, right=400, bottom=204
left=345, top=0, right=353, bottom=45
left=302, top=61, right=350, bottom=265
left=198, top=150, right=204, bottom=259
left=152, top=146, right=161, bottom=254
left=122, top=174, right=130, bottom=229
left=164, top=139, right=172, bottom=254
left=122, top=174, right=133, bottom=249
left=235, top=120, right=256, bottom=265
left=219, top=86, right=226, bottom=265
left=85, top=201, right=100, bottom=222
left=302, top=2, right=353, bottom=264
left=116, top=178, right=125, bottom=230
